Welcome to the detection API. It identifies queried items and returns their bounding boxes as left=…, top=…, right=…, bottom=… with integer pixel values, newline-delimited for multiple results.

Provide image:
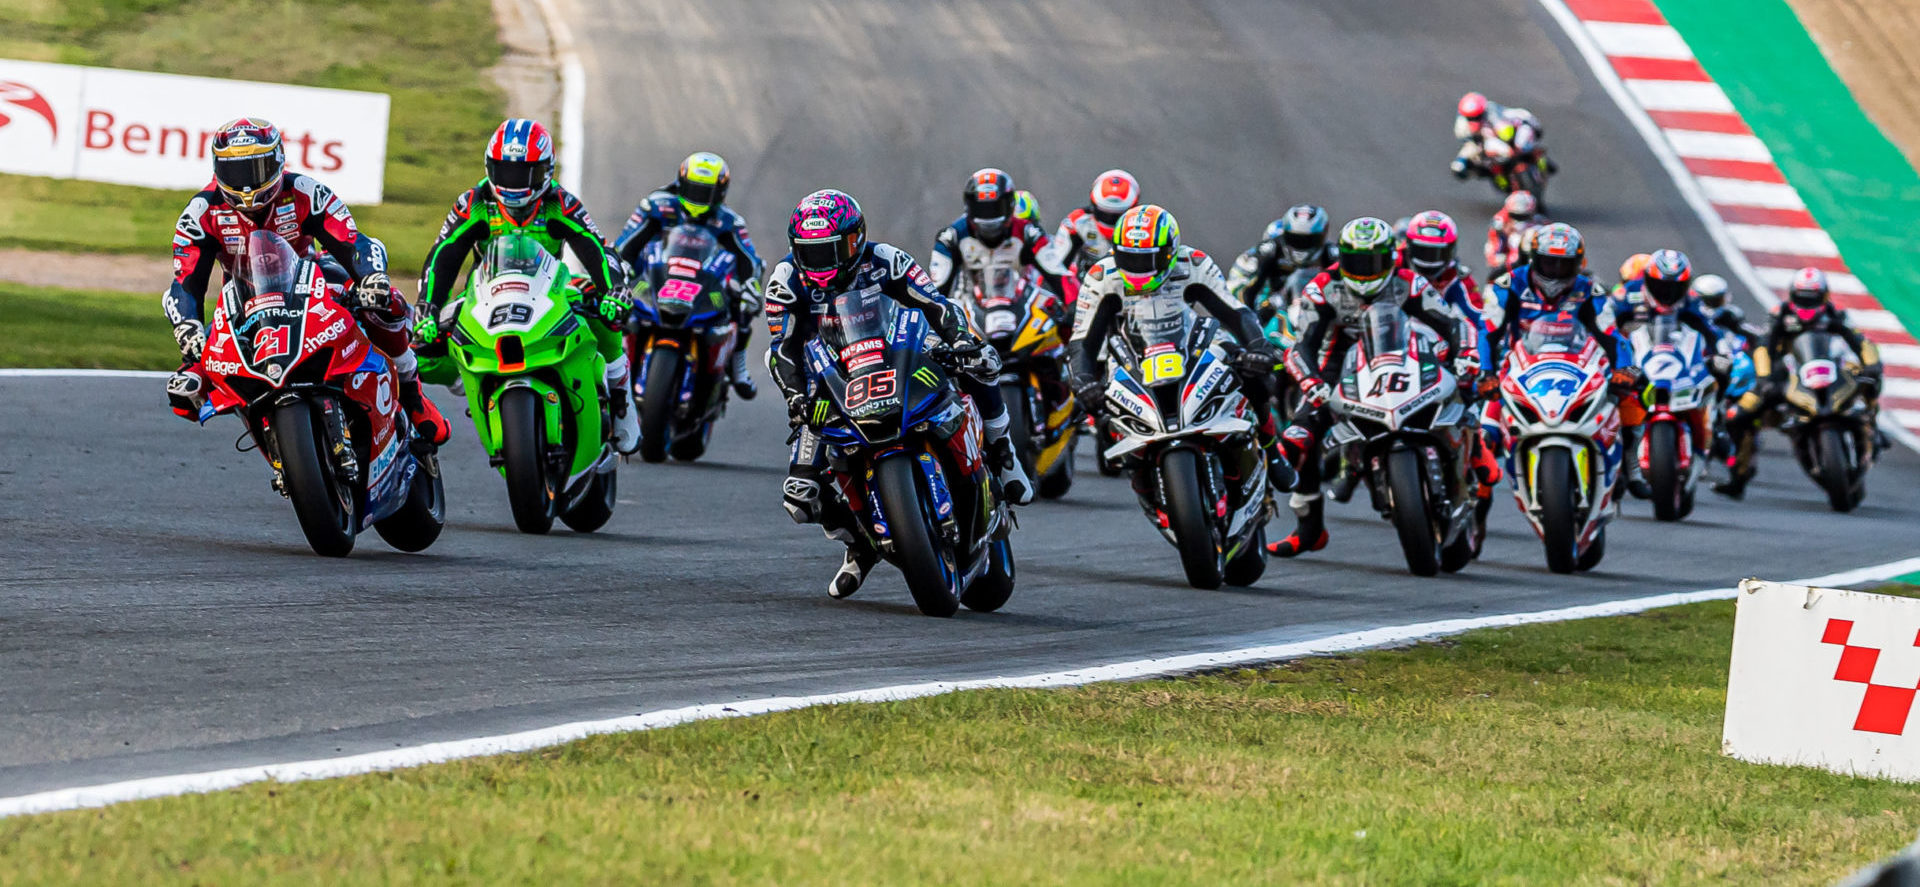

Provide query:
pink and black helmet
left=787, top=189, right=866, bottom=290
left=1404, top=210, right=1458, bottom=278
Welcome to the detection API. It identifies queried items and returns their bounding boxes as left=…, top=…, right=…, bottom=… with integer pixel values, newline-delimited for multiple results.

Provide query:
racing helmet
left=676, top=151, right=731, bottom=218
left=486, top=118, right=555, bottom=214
left=210, top=117, right=287, bottom=216
left=1642, top=249, right=1694, bottom=312
left=1787, top=267, right=1831, bottom=316
left=1271, top=204, right=1330, bottom=266
left=1404, top=210, right=1458, bottom=278
left=1689, top=273, right=1730, bottom=310
left=964, top=168, right=1016, bottom=244
left=1529, top=222, right=1585, bottom=305
left=1458, top=92, right=1489, bottom=123
left=787, top=189, right=866, bottom=291
left=1013, top=189, right=1042, bottom=227
left=1618, top=253, right=1653, bottom=287
left=1088, top=169, right=1142, bottom=236
left=1112, top=205, right=1179, bottom=292
left=1502, top=190, right=1537, bottom=224
left=1336, top=217, right=1397, bottom=300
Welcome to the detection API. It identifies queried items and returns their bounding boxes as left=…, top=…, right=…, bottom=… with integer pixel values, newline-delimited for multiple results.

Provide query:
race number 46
left=1366, top=372, right=1410, bottom=397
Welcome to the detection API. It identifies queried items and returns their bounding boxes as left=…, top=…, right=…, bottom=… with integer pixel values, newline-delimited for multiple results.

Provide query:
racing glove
left=596, top=288, right=634, bottom=329
left=1608, top=366, right=1647, bottom=398
left=1069, top=373, right=1107, bottom=417
left=1450, top=157, right=1472, bottom=180
left=172, top=320, right=206, bottom=363
left=1298, top=377, right=1333, bottom=410
left=352, top=272, right=393, bottom=311
left=1232, top=342, right=1283, bottom=376
left=1452, top=352, right=1482, bottom=386
left=413, top=309, right=443, bottom=346
left=785, top=391, right=814, bottom=428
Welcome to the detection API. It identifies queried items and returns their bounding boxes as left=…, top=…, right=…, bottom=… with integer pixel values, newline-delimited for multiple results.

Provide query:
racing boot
left=606, top=354, right=640, bottom=454
left=1621, top=426, right=1651, bottom=499
left=398, top=377, right=451, bottom=447
left=983, top=415, right=1034, bottom=505
left=1256, top=416, right=1297, bottom=493
left=1267, top=494, right=1328, bottom=557
left=728, top=349, right=758, bottom=401
left=829, top=545, right=880, bottom=600
left=1712, top=464, right=1753, bottom=500
left=1471, top=435, right=1503, bottom=489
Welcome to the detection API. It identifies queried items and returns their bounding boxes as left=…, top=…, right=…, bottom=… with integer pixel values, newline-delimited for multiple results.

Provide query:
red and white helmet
left=1502, top=190, right=1537, bottom=222
left=1788, top=266, right=1830, bottom=315
left=485, top=118, right=555, bottom=211
left=1458, top=92, right=1489, bottom=122
left=1088, top=169, right=1141, bottom=236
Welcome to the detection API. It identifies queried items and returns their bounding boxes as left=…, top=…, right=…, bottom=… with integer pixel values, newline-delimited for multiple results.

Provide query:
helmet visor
left=1645, top=277, right=1688, bottom=308
left=1534, top=253, right=1580, bottom=282
left=1113, top=245, right=1166, bottom=277
left=1789, top=287, right=1827, bottom=309
left=678, top=178, right=722, bottom=212
left=1407, top=242, right=1452, bottom=273
left=792, top=236, right=855, bottom=274
left=214, top=153, right=282, bottom=205
left=1339, top=250, right=1393, bottom=284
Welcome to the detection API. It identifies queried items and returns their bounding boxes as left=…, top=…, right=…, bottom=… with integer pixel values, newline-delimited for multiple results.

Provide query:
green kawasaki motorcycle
left=426, top=234, right=620, bottom=534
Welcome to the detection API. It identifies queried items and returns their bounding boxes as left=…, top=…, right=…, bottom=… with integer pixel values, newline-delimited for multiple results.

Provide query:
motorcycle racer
left=1715, top=267, right=1884, bottom=499
left=163, top=117, right=448, bottom=445
left=613, top=151, right=765, bottom=399
left=1690, top=273, right=1759, bottom=341
left=1044, top=169, right=1143, bottom=287
left=1451, top=92, right=1556, bottom=182
left=414, top=118, right=639, bottom=453
left=1226, top=204, right=1337, bottom=317
left=769, top=189, right=1034, bottom=599
left=1484, top=191, right=1541, bottom=278
left=1606, top=250, right=1733, bottom=497
left=1064, top=205, right=1294, bottom=492
left=929, top=169, right=1070, bottom=316
left=1271, top=217, right=1488, bottom=558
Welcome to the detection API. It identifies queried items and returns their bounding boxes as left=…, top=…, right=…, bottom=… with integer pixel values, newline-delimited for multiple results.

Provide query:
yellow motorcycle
left=958, top=267, right=1079, bottom=499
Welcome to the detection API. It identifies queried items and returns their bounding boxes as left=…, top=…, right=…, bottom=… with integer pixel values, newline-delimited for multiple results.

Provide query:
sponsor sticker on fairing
left=245, top=293, right=284, bottom=313
left=668, top=256, right=702, bottom=278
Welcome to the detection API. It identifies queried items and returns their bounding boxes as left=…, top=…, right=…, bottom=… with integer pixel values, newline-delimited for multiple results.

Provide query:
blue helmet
left=1265, top=204, right=1329, bottom=265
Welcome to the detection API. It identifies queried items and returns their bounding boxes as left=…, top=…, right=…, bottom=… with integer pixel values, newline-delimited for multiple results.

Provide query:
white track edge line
left=0, top=369, right=171, bottom=379
left=1534, top=0, right=1778, bottom=313
left=531, top=0, right=584, bottom=195
left=4, top=554, right=1918, bottom=819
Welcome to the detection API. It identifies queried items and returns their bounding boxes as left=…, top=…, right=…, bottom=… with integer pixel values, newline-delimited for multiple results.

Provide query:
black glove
left=1069, top=374, right=1106, bottom=417
left=1860, top=369, right=1883, bottom=397
left=785, top=391, right=814, bottom=427
left=1232, top=343, right=1282, bottom=376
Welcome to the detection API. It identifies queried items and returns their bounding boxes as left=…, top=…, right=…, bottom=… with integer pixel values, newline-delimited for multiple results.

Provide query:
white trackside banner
left=0, top=58, right=389, bottom=203
left=1723, top=579, right=1920, bottom=781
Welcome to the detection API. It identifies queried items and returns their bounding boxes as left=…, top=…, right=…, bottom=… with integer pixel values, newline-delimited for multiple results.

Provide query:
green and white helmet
left=1337, top=217, right=1397, bottom=300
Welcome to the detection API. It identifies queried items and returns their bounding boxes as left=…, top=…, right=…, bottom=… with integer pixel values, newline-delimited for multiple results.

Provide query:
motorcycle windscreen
left=474, top=234, right=559, bottom=336
left=974, top=266, right=1023, bottom=339
left=230, top=231, right=309, bottom=383
left=1518, top=316, right=1593, bottom=356
left=822, top=287, right=909, bottom=437
left=1359, top=301, right=1412, bottom=364
left=651, top=225, right=729, bottom=319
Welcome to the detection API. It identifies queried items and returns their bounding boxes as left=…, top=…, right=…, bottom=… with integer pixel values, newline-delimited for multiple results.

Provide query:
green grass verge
left=1655, top=0, right=1920, bottom=334
left=0, top=282, right=176, bottom=369
left=6, top=600, right=1918, bottom=885
left=0, top=0, right=505, bottom=277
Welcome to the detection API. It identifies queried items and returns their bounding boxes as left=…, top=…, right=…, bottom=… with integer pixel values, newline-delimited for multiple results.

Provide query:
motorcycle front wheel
left=499, top=387, right=558, bottom=534
left=274, top=397, right=359, bottom=557
left=873, top=454, right=960, bottom=617
left=1648, top=422, right=1687, bottom=522
left=1535, top=447, right=1580, bottom=574
left=1160, top=448, right=1222, bottom=589
left=1817, top=425, right=1858, bottom=512
left=1386, top=448, right=1442, bottom=577
left=639, top=345, right=683, bottom=464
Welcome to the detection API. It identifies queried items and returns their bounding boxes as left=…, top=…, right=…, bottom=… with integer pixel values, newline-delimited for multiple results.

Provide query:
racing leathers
left=1042, top=206, right=1119, bottom=308
left=1227, top=239, right=1338, bottom=322
left=163, top=173, right=447, bottom=443
left=1717, top=302, right=1883, bottom=497
left=415, top=178, right=639, bottom=452
left=614, top=182, right=765, bottom=397
left=1481, top=266, right=1638, bottom=461
left=768, top=241, right=1032, bottom=567
left=1273, top=268, right=1485, bottom=556
left=929, top=215, right=1070, bottom=316
left=1484, top=208, right=1542, bottom=278
left=1064, top=246, right=1293, bottom=491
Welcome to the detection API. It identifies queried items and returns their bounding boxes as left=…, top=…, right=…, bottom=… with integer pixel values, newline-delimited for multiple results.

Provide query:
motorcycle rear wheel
left=500, top=387, right=558, bottom=534
left=274, top=398, right=358, bottom=557
left=1386, top=448, right=1442, bottom=577
left=873, top=454, right=960, bottom=617
left=1161, top=449, right=1223, bottom=589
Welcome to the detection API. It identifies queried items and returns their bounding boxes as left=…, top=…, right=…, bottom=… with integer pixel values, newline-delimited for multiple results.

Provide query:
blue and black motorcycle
left=628, top=224, right=742, bottom=463
left=802, top=286, right=1016, bottom=617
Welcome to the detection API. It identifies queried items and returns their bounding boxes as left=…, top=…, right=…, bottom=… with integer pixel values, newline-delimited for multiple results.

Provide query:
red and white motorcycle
left=1497, top=314, right=1622, bottom=574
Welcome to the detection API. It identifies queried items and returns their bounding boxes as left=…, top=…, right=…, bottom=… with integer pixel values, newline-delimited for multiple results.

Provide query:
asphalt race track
left=3, top=0, right=1915, bottom=797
